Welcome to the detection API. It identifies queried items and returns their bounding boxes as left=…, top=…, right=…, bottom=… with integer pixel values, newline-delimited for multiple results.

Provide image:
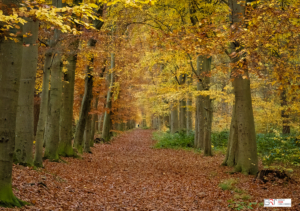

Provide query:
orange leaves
left=5, top=130, right=300, bottom=210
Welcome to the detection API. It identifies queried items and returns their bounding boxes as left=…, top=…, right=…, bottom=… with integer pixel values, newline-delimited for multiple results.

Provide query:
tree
left=58, top=54, right=76, bottom=157
left=222, top=0, right=258, bottom=175
left=102, top=53, right=115, bottom=142
left=74, top=5, right=104, bottom=153
left=0, top=0, right=25, bottom=206
left=14, top=18, right=39, bottom=165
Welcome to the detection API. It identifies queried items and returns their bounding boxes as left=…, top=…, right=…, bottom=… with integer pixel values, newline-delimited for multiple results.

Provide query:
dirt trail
left=2, top=129, right=300, bottom=210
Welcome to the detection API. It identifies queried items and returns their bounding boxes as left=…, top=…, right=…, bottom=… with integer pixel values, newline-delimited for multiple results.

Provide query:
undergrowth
left=153, top=130, right=194, bottom=149
left=153, top=130, right=300, bottom=166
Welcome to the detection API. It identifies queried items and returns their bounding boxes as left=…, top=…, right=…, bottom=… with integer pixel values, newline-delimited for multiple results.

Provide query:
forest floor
left=2, top=129, right=300, bottom=211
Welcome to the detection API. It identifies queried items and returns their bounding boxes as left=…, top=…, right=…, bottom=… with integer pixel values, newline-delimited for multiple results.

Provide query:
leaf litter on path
left=2, top=129, right=300, bottom=210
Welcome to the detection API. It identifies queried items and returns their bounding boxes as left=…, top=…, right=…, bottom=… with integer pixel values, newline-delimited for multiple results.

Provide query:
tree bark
left=73, top=68, right=93, bottom=153
left=179, top=74, right=186, bottom=131
left=222, top=0, right=258, bottom=175
left=281, top=89, right=290, bottom=134
left=58, top=55, right=76, bottom=157
left=170, top=103, right=179, bottom=133
left=102, top=54, right=115, bottom=142
left=44, top=46, right=63, bottom=161
left=199, top=56, right=212, bottom=156
left=164, top=115, right=170, bottom=129
left=84, top=114, right=92, bottom=153
left=195, top=56, right=206, bottom=149
left=34, top=51, right=51, bottom=167
left=43, top=0, right=63, bottom=161
left=0, top=5, right=24, bottom=205
left=74, top=10, right=103, bottom=152
left=90, top=98, right=98, bottom=147
left=194, top=98, right=199, bottom=147
left=186, top=76, right=192, bottom=135
left=98, top=114, right=103, bottom=133
left=203, top=95, right=213, bottom=156
left=14, top=18, right=39, bottom=166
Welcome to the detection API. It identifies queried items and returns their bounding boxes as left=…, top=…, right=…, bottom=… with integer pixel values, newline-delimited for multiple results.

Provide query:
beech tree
left=0, top=0, right=25, bottom=206
left=222, top=0, right=258, bottom=175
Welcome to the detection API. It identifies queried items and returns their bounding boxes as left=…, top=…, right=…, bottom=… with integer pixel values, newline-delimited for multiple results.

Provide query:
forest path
left=4, top=129, right=299, bottom=210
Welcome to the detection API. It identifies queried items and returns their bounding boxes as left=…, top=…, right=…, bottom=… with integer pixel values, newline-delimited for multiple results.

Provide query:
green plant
left=218, top=178, right=237, bottom=191
left=153, top=130, right=300, bottom=166
left=234, top=193, right=251, bottom=200
left=233, top=188, right=244, bottom=194
left=211, top=130, right=229, bottom=149
left=228, top=200, right=257, bottom=210
left=153, top=131, right=194, bottom=149
left=257, top=133, right=300, bottom=165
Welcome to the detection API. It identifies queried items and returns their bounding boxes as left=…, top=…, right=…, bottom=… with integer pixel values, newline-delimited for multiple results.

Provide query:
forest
left=0, top=0, right=300, bottom=210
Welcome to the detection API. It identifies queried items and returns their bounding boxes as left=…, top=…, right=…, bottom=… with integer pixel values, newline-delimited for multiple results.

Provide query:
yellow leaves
left=62, top=67, right=68, bottom=73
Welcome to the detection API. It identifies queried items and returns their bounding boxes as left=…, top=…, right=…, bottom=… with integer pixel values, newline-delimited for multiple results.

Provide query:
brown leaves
left=1, top=130, right=300, bottom=210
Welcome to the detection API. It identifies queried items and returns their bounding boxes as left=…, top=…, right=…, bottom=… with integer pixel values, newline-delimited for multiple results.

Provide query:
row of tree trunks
left=74, top=6, right=104, bottom=151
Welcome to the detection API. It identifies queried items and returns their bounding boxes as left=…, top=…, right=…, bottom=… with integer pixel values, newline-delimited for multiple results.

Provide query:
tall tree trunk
left=74, top=10, right=103, bottom=152
left=34, top=51, right=51, bottom=167
left=142, top=115, right=147, bottom=128
left=43, top=0, right=63, bottom=161
left=84, top=114, right=92, bottom=153
left=203, top=95, right=213, bottom=156
left=179, top=74, right=186, bottom=131
left=199, top=56, right=212, bottom=156
left=73, top=68, right=93, bottom=153
left=0, top=5, right=24, bottom=205
left=281, top=89, right=290, bottom=134
left=186, top=76, right=192, bottom=135
left=14, top=18, right=39, bottom=165
left=58, top=55, right=76, bottom=157
left=170, top=103, right=179, bottom=133
left=102, top=54, right=114, bottom=142
left=158, top=116, right=161, bottom=130
left=222, top=0, right=258, bottom=175
left=98, top=114, right=103, bottom=133
left=164, top=115, right=170, bottom=129
left=195, top=56, right=205, bottom=149
left=90, top=98, right=98, bottom=147
left=44, top=46, right=63, bottom=161
left=194, top=98, right=199, bottom=147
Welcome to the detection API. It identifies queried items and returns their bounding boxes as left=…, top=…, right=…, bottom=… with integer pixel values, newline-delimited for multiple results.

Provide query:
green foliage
left=256, top=133, right=300, bottom=165
left=227, top=200, right=257, bottom=210
left=218, top=178, right=237, bottom=191
left=211, top=130, right=229, bottom=149
left=153, top=129, right=300, bottom=165
left=153, top=130, right=194, bottom=149
left=234, top=193, right=251, bottom=200
left=211, top=130, right=300, bottom=166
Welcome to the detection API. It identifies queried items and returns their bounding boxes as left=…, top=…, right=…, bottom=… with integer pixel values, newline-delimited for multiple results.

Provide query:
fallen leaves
left=1, top=129, right=300, bottom=210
